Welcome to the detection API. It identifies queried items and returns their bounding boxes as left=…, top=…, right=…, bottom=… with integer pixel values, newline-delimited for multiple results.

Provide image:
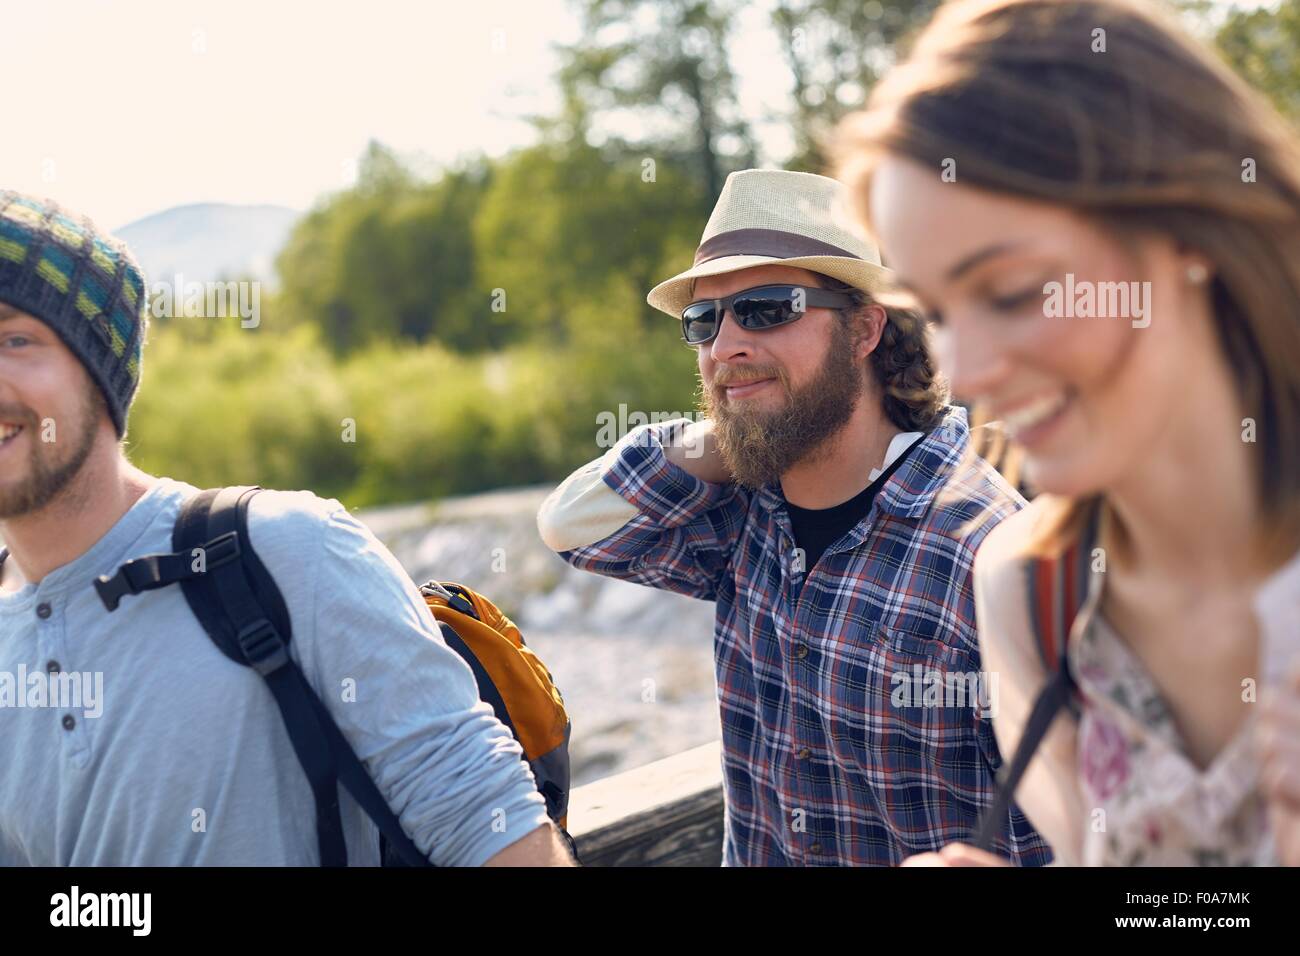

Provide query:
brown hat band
left=693, top=228, right=862, bottom=266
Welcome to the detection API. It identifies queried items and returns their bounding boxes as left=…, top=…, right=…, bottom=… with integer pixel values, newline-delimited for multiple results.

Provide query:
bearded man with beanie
left=537, top=169, right=1050, bottom=866
left=0, top=190, right=572, bottom=866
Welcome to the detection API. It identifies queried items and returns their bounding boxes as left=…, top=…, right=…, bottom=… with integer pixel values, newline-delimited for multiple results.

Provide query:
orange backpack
left=419, top=581, right=572, bottom=831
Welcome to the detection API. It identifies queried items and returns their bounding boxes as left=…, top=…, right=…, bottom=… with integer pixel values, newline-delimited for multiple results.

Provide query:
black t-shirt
left=784, top=437, right=921, bottom=579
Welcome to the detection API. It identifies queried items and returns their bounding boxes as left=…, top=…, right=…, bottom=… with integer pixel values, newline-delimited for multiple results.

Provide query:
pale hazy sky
left=2, top=0, right=1263, bottom=230
left=1, top=0, right=796, bottom=230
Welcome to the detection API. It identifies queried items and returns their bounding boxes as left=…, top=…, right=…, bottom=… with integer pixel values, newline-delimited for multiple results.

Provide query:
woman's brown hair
left=835, top=0, right=1300, bottom=559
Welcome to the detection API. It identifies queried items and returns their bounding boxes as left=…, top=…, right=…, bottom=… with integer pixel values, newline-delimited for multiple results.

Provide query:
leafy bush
left=128, top=314, right=700, bottom=507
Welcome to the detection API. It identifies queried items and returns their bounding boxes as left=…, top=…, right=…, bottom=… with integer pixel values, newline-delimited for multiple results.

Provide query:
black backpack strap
left=969, top=652, right=1074, bottom=852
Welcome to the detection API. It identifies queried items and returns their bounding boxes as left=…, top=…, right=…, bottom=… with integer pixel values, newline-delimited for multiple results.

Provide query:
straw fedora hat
left=646, top=168, right=892, bottom=317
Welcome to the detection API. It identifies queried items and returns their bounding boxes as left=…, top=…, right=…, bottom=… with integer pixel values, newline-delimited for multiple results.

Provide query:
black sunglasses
left=681, top=284, right=855, bottom=345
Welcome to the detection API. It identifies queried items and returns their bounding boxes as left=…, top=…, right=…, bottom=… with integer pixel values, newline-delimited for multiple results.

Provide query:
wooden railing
left=568, top=741, right=724, bottom=866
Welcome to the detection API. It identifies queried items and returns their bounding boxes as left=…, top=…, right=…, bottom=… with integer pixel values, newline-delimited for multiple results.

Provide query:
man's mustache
left=710, top=366, right=786, bottom=389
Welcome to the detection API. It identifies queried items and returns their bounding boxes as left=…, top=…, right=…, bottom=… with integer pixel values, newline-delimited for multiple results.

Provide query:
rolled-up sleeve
left=299, top=506, right=550, bottom=867
left=538, top=419, right=750, bottom=601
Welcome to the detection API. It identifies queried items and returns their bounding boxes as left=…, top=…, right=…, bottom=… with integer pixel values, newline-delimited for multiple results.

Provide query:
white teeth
left=999, top=394, right=1068, bottom=436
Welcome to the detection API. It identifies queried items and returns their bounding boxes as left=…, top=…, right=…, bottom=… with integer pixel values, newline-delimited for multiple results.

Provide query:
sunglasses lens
left=733, top=289, right=798, bottom=330
left=682, top=303, right=719, bottom=344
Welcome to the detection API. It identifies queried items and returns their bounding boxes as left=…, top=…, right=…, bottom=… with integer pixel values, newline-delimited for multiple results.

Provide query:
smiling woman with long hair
left=836, top=0, right=1300, bottom=865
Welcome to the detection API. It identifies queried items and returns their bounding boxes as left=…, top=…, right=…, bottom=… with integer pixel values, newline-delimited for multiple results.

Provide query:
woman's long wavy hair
left=835, top=0, right=1300, bottom=561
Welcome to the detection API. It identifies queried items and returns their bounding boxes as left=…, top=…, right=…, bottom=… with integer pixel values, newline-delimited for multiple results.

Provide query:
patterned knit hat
left=0, top=190, right=148, bottom=437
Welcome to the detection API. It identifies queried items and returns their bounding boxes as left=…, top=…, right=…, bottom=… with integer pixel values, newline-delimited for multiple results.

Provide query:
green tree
left=557, top=0, right=756, bottom=204
left=1217, top=0, right=1300, bottom=121
left=275, top=142, right=499, bottom=354
left=473, top=140, right=704, bottom=345
left=770, top=0, right=941, bottom=172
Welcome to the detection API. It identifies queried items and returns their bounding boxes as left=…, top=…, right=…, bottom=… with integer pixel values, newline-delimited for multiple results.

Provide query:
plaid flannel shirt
left=556, top=406, right=1052, bottom=866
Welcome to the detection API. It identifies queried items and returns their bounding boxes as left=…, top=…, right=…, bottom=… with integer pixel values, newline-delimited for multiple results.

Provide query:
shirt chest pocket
left=820, top=623, right=983, bottom=782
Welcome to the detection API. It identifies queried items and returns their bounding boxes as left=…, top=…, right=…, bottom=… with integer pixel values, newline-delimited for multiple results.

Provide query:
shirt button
left=809, top=842, right=824, bottom=855
left=36, top=602, right=52, bottom=620
left=793, top=644, right=809, bottom=660
left=797, top=747, right=812, bottom=759
left=61, top=714, right=76, bottom=731
left=46, top=660, right=60, bottom=674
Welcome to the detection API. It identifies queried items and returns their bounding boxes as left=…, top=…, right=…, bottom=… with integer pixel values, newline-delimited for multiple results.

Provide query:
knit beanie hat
left=0, top=190, right=148, bottom=437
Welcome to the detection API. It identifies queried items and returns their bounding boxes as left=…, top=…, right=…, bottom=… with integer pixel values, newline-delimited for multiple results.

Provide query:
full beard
left=701, top=321, right=867, bottom=489
left=0, top=383, right=103, bottom=519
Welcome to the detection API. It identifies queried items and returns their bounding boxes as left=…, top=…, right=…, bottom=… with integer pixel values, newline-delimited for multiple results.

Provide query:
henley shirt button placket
left=35, top=603, right=76, bottom=737
left=37, top=604, right=69, bottom=730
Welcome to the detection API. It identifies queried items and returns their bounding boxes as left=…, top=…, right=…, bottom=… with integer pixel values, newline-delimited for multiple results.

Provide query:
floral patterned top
left=1067, top=571, right=1282, bottom=866
left=976, top=498, right=1298, bottom=866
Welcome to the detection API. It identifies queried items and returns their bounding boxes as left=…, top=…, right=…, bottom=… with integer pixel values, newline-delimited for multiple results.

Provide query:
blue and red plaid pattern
left=559, top=406, right=1052, bottom=865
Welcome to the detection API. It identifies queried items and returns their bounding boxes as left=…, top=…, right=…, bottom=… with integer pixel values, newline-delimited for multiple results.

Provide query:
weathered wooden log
left=568, top=741, right=724, bottom=866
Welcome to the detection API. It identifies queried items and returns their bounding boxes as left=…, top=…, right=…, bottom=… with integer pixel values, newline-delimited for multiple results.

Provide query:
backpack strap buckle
left=424, top=581, right=478, bottom=618
left=197, top=531, right=242, bottom=570
left=94, top=531, right=244, bottom=613
left=95, top=549, right=197, bottom=612
left=237, top=619, right=290, bottom=676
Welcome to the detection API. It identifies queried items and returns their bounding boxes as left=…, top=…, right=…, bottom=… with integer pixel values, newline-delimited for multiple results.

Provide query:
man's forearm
left=483, top=822, right=577, bottom=866
left=537, top=416, right=749, bottom=599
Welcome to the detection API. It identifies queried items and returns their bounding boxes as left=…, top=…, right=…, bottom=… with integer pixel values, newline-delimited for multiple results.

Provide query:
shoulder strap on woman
left=970, top=499, right=1101, bottom=853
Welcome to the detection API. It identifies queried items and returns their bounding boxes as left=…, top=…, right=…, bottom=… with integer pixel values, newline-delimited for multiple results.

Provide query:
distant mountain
left=116, top=203, right=300, bottom=287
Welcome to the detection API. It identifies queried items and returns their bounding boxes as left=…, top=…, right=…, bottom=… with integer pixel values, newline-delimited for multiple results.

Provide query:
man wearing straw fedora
left=538, top=169, right=1050, bottom=866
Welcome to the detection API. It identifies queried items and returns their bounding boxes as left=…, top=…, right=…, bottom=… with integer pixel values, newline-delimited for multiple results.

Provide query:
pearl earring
left=1186, top=262, right=1209, bottom=284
